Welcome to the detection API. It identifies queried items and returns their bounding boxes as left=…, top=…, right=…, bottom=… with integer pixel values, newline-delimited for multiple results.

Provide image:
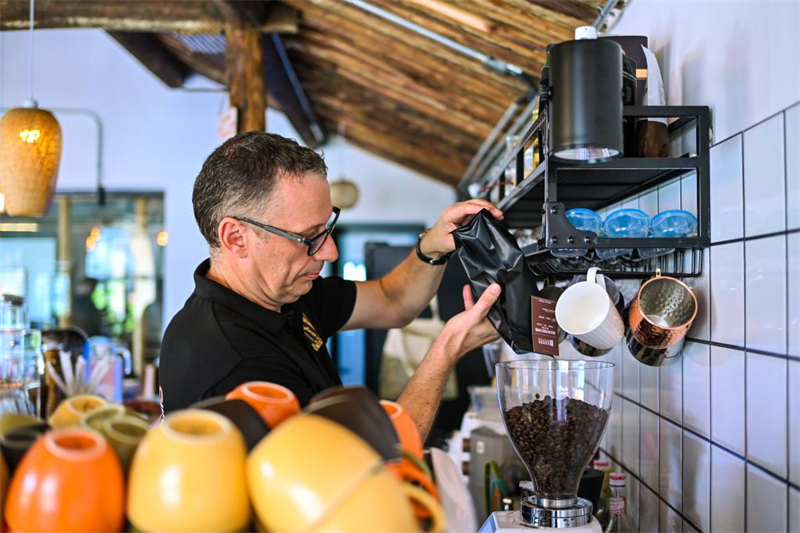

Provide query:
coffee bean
left=504, top=396, right=609, bottom=497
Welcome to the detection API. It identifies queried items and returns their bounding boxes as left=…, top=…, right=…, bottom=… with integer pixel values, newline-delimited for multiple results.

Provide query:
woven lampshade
left=0, top=107, right=63, bottom=216
left=330, top=178, right=360, bottom=209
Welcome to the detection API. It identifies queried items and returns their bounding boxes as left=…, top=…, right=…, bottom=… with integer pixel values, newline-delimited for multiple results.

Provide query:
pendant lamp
left=329, top=123, right=359, bottom=210
left=0, top=0, right=63, bottom=217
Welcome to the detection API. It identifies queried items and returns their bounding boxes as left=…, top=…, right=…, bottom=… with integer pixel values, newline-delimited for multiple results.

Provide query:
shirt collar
left=192, top=259, right=292, bottom=334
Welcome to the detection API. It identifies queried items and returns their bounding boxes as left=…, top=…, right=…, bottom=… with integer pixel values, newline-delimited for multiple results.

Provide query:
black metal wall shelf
left=476, top=105, right=711, bottom=279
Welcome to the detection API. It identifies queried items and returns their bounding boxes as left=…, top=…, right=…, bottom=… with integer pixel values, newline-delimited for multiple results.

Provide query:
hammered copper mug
left=628, top=274, right=698, bottom=352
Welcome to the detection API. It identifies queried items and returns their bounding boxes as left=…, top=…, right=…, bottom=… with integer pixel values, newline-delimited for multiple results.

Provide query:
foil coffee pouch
left=452, top=209, right=540, bottom=353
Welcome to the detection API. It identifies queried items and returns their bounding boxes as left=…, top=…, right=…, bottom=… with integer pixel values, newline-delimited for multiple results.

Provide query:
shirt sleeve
left=307, top=276, right=357, bottom=339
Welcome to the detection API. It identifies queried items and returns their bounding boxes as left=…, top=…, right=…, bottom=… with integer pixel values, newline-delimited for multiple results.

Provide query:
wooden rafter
left=108, top=32, right=188, bottom=88
left=0, top=0, right=298, bottom=34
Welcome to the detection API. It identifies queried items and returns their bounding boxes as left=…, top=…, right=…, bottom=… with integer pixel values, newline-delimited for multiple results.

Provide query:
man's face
left=244, top=174, right=338, bottom=306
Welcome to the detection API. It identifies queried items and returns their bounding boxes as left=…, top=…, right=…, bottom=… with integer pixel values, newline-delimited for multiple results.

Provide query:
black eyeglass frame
left=232, top=206, right=341, bottom=256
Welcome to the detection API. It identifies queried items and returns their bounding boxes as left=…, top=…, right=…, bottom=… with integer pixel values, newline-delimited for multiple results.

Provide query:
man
left=160, top=132, right=502, bottom=441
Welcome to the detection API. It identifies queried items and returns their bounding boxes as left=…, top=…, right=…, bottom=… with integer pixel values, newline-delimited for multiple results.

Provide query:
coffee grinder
left=479, top=360, right=614, bottom=533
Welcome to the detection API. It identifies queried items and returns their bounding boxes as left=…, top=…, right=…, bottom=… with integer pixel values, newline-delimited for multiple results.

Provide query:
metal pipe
left=1, top=106, right=104, bottom=200
left=343, top=0, right=527, bottom=80
left=593, top=0, right=621, bottom=29
left=458, top=99, right=520, bottom=189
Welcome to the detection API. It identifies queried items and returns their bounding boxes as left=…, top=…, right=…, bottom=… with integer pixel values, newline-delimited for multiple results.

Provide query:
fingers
left=444, top=200, right=504, bottom=225
left=470, top=283, right=501, bottom=317
left=462, top=284, right=475, bottom=310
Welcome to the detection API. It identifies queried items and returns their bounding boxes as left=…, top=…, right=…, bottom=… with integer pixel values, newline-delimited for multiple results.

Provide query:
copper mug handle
left=628, top=274, right=698, bottom=350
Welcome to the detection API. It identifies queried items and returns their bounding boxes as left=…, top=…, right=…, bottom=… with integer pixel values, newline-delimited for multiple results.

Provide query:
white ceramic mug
left=555, top=267, right=624, bottom=350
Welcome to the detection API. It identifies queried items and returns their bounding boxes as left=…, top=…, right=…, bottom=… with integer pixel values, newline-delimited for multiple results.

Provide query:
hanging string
left=27, top=0, right=35, bottom=103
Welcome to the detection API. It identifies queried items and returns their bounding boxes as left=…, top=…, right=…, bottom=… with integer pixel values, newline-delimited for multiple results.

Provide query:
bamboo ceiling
left=0, top=0, right=618, bottom=186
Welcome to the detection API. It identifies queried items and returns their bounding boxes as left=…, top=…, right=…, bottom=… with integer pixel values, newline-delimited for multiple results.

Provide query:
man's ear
left=218, top=217, right=249, bottom=258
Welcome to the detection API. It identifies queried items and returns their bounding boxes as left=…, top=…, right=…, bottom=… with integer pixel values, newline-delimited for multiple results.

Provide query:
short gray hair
left=192, top=132, right=328, bottom=249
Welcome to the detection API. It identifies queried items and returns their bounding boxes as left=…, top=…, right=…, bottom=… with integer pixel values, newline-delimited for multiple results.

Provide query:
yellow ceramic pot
left=0, top=413, right=40, bottom=436
left=247, top=414, right=382, bottom=532
left=311, top=469, right=446, bottom=533
left=127, top=409, right=249, bottom=533
left=101, top=414, right=151, bottom=474
left=80, top=403, right=126, bottom=432
left=49, top=394, right=107, bottom=429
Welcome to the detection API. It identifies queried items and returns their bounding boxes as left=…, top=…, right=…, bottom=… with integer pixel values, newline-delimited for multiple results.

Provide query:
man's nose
left=315, top=234, right=338, bottom=262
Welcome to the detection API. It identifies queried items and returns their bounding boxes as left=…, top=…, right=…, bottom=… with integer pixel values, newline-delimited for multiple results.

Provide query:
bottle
left=605, top=472, right=633, bottom=533
left=593, top=460, right=613, bottom=531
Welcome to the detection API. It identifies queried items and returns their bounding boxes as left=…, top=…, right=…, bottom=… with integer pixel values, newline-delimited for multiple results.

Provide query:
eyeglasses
left=232, top=207, right=340, bottom=256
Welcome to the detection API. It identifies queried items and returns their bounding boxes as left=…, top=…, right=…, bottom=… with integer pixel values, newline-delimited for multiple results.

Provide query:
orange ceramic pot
left=127, top=409, right=249, bottom=533
left=226, top=381, right=300, bottom=429
left=5, top=428, right=125, bottom=533
left=1, top=454, right=8, bottom=530
left=380, top=400, right=423, bottom=460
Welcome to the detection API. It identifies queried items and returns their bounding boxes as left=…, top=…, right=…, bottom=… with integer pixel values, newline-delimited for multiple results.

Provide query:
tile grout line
left=741, top=132, right=748, bottom=532
left=613, top=390, right=799, bottom=491
left=784, top=110, right=791, bottom=533
left=710, top=99, right=800, bottom=149
left=600, top=447, right=704, bottom=533
left=684, top=338, right=800, bottom=362
left=710, top=227, right=800, bottom=247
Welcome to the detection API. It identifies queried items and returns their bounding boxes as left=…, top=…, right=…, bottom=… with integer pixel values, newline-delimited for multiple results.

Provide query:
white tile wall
left=660, top=418, right=683, bottom=511
left=710, top=346, right=746, bottom=455
left=659, top=180, right=682, bottom=212
left=786, top=104, right=799, bottom=230
left=622, top=398, right=640, bottom=476
left=682, top=172, right=699, bottom=217
left=640, top=485, right=660, bottom=533
left=683, top=342, right=711, bottom=437
left=744, top=114, right=786, bottom=237
left=640, top=408, right=660, bottom=489
left=745, top=236, right=787, bottom=353
left=683, top=432, right=711, bottom=531
left=640, top=362, right=659, bottom=412
left=746, top=465, right=788, bottom=533
left=710, top=135, right=744, bottom=242
left=789, top=360, right=800, bottom=486
left=789, top=233, right=800, bottom=357
left=711, top=446, right=745, bottom=533
left=621, top=347, right=640, bottom=402
left=661, top=502, right=682, bottom=533
left=746, top=353, right=788, bottom=477
left=639, top=189, right=659, bottom=218
left=660, top=352, right=683, bottom=424
left=709, top=242, right=745, bottom=346
left=598, top=105, right=798, bottom=533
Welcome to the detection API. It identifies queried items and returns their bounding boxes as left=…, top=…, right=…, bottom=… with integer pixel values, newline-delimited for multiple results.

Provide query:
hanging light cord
left=27, top=0, right=35, bottom=105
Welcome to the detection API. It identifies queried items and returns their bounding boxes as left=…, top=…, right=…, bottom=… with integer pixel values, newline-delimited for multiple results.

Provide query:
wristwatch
left=416, top=230, right=452, bottom=266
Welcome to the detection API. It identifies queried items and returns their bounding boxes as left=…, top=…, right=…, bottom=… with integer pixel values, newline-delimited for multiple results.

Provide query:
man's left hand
left=420, top=200, right=504, bottom=258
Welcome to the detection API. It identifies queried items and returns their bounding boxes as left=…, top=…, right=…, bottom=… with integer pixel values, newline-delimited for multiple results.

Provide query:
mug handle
left=402, top=484, right=447, bottom=533
left=390, top=460, right=441, bottom=501
left=587, top=267, right=608, bottom=291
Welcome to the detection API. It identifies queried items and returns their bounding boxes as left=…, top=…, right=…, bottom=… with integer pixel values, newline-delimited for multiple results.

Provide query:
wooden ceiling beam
left=282, top=0, right=527, bottom=92
left=226, top=27, right=266, bottom=133
left=107, top=32, right=189, bottom=88
left=364, top=0, right=546, bottom=73
left=285, top=43, right=493, bottom=138
left=287, top=34, right=508, bottom=127
left=291, top=20, right=521, bottom=112
left=0, top=0, right=298, bottom=34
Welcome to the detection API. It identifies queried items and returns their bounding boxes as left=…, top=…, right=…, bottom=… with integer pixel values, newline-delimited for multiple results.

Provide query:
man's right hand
left=438, top=283, right=502, bottom=364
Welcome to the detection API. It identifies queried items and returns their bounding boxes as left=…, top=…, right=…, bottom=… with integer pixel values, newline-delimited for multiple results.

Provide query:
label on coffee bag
left=531, top=296, right=559, bottom=357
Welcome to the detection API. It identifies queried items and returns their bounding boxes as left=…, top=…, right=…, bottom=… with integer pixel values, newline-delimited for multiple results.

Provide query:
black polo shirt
left=159, top=260, right=357, bottom=413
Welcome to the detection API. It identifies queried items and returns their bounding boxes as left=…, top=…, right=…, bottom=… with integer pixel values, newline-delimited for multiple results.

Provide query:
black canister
left=549, top=38, right=624, bottom=162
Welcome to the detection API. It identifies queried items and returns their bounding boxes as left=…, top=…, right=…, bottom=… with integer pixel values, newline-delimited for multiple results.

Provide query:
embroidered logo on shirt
left=302, top=313, right=324, bottom=351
